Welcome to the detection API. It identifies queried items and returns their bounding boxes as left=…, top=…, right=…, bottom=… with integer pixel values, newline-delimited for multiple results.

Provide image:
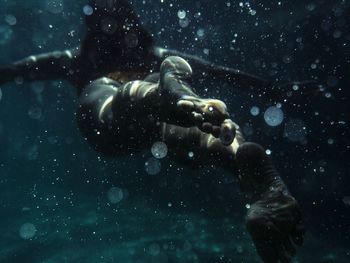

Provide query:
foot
left=175, top=95, right=235, bottom=144
left=246, top=188, right=305, bottom=263
left=159, top=56, right=235, bottom=144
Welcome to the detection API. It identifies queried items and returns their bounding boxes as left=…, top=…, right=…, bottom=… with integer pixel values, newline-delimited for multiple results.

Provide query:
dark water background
left=0, top=0, right=349, bottom=262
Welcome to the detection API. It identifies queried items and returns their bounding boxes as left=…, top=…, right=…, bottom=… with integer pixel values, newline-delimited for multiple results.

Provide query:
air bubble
left=148, top=243, right=161, bottom=256
left=264, top=106, right=284, bottom=126
left=292, top=84, right=299, bottom=91
left=28, top=107, right=42, bottom=120
left=19, top=223, right=37, bottom=239
left=5, top=15, right=17, bottom=26
left=151, top=141, right=168, bottom=159
left=179, top=18, right=190, bottom=28
left=107, top=187, right=124, bottom=204
left=145, top=157, right=161, bottom=175
left=177, top=10, right=187, bottom=19
left=250, top=106, right=260, bottom=116
left=284, top=118, right=307, bottom=142
left=196, top=28, right=205, bottom=39
left=0, top=25, right=13, bottom=45
left=83, top=5, right=94, bottom=16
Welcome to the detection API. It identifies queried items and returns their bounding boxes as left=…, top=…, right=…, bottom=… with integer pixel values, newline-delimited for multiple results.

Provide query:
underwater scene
left=0, top=0, right=349, bottom=262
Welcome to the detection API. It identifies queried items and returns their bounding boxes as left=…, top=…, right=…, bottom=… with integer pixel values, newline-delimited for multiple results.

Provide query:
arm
left=0, top=47, right=81, bottom=86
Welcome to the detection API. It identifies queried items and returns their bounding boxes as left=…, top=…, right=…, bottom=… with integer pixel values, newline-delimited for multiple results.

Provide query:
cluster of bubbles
left=196, top=28, right=205, bottom=39
left=19, top=223, right=37, bottom=239
left=145, top=141, right=169, bottom=175
left=107, top=187, right=124, bottom=204
left=46, top=0, right=64, bottom=14
left=238, top=2, right=257, bottom=16
left=177, top=10, right=190, bottom=28
left=264, top=106, right=284, bottom=127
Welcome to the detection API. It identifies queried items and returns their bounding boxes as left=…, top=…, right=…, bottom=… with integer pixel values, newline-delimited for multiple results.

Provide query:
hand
left=246, top=190, right=305, bottom=263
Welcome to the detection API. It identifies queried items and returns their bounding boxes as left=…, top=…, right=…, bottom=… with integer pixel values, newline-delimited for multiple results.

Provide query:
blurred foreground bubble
left=0, top=24, right=13, bottom=45
left=5, top=15, right=17, bottom=26
left=19, top=223, right=37, bottom=239
left=28, top=106, right=42, bottom=120
left=264, top=106, right=284, bottom=127
left=101, top=17, right=118, bottom=35
left=284, top=118, right=307, bottom=142
left=151, top=141, right=168, bottom=159
left=124, top=32, right=139, bottom=48
left=343, top=196, right=350, bottom=206
left=179, top=18, right=190, bottom=28
left=145, top=157, right=161, bottom=175
left=46, top=0, right=64, bottom=14
left=83, top=5, right=94, bottom=16
left=196, top=28, right=205, bottom=39
left=250, top=106, right=260, bottom=116
left=148, top=243, right=161, bottom=256
left=177, top=10, right=187, bottom=19
left=107, top=187, right=124, bottom=204
left=0, top=88, right=2, bottom=102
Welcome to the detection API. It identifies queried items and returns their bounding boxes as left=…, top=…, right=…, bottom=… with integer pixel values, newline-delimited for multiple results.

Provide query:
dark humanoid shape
left=0, top=1, right=305, bottom=262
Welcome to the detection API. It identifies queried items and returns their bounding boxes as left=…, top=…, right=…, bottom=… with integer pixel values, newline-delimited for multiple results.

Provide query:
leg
left=162, top=123, right=305, bottom=263
left=76, top=77, right=161, bottom=155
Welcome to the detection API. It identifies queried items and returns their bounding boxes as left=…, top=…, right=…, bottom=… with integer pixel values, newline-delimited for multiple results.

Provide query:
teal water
left=0, top=1, right=349, bottom=262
